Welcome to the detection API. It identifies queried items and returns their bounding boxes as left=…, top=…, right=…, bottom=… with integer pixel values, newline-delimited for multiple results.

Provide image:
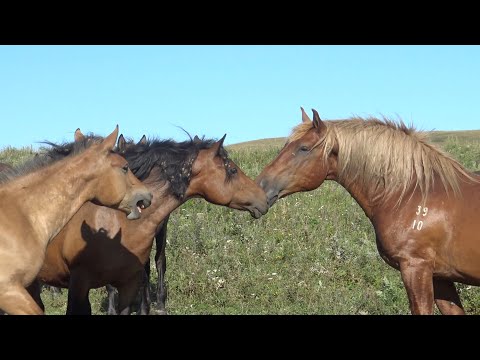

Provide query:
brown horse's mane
left=288, top=116, right=477, bottom=206
left=124, top=136, right=231, bottom=200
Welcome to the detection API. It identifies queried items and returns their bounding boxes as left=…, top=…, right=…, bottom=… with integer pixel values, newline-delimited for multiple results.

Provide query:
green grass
left=2, top=131, right=480, bottom=315
left=0, top=146, right=37, bottom=167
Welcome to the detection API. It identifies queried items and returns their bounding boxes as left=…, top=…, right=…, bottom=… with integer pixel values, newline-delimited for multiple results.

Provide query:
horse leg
left=138, top=264, right=151, bottom=315
left=105, top=284, right=119, bottom=315
left=399, top=259, right=434, bottom=315
left=433, top=278, right=465, bottom=315
left=155, top=221, right=168, bottom=315
left=26, top=279, right=45, bottom=312
left=66, top=274, right=92, bottom=315
left=0, top=284, right=44, bottom=315
left=117, top=273, right=143, bottom=315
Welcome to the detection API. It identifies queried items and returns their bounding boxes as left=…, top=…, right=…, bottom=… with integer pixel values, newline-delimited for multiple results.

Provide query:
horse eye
left=229, top=167, right=237, bottom=175
left=299, top=145, right=310, bottom=152
left=122, top=164, right=129, bottom=173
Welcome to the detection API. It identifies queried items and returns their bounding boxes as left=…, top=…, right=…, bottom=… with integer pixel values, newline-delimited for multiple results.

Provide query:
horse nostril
left=143, top=195, right=152, bottom=208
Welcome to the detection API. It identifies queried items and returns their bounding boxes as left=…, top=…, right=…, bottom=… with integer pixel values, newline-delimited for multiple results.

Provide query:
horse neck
left=3, top=154, right=102, bottom=245
left=128, top=179, right=183, bottom=240
left=334, top=178, right=377, bottom=220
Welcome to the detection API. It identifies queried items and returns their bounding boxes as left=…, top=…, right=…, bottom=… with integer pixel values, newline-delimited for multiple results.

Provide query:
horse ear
left=117, top=134, right=126, bottom=152
left=211, top=134, right=227, bottom=156
left=100, top=125, right=119, bottom=152
left=301, top=107, right=312, bottom=124
left=312, top=109, right=326, bottom=132
left=137, top=135, right=147, bottom=145
left=193, top=135, right=201, bottom=144
left=74, top=128, right=85, bottom=142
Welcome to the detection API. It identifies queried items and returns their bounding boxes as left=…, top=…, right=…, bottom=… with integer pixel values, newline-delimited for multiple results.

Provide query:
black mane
left=124, top=136, right=229, bottom=200
left=1, top=132, right=231, bottom=201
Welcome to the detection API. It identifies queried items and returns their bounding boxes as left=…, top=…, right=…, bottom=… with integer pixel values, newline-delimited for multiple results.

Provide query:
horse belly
left=445, top=225, right=480, bottom=284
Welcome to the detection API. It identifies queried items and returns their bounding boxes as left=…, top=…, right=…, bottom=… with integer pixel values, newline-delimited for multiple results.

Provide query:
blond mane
left=287, top=116, right=477, bottom=206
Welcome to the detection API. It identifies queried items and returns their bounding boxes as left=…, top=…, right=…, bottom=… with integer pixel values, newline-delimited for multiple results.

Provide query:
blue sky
left=0, top=45, right=479, bottom=149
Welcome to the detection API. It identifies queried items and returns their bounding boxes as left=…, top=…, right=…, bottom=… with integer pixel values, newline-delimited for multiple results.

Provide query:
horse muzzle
left=257, top=178, right=280, bottom=208
left=248, top=202, right=269, bottom=219
left=125, top=192, right=153, bottom=220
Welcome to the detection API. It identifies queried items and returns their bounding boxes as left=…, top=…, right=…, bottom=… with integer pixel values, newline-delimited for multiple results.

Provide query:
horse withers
left=0, top=126, right=152, bottom=315
left=256, top=108, right=480, bottom=315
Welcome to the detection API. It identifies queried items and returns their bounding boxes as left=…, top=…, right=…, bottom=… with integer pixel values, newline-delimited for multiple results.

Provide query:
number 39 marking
left=416, top=206, right=428, bottom=216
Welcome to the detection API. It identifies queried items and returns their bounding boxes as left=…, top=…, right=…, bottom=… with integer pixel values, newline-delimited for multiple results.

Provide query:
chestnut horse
left=31, top=131, right=268, bottom=314
left=0, top=127, right=152, bottom=315
left=256, top=108, right=480, bottom=315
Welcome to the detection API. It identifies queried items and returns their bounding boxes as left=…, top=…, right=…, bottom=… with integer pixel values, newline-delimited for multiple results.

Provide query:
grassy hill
left=1, top=128, right=480, bottom=315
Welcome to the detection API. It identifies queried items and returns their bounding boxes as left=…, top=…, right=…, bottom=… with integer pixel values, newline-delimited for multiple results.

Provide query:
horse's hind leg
left=155, top=220, right=168, bottom=315
left=433, top=278, right=465, bottom=315
left=26, top=279, right=45, bottom=312
left=0, top=284, right=44, bottom=315
left=399, top=258, right=434, bottom=315
left=105, top=284, right=118, bottom=315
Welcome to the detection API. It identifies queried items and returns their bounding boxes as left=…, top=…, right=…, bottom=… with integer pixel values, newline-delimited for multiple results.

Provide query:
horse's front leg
left=155, top=221, right=168, bottom=315
left=66, top=272, right=92, bottom=315
left=117, top=272, right=143, bottom=315
left=138, top=263, right=151, bottom=315
left=399, top=258, right=434, bottom=315
left=0, top=283, right=44, bottom=315
left=105, top=284, right=118, bottom=315
left=26, top=279, right=45, bottom=313
left=433, top=278, right=465, bottom=315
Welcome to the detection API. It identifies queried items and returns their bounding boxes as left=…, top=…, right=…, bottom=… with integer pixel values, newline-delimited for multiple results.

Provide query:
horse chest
left=93, top=207, right=122, bottom=234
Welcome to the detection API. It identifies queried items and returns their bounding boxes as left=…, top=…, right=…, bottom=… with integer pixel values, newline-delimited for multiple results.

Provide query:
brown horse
left=256, top=108, right=480, bottom=315
left=106, top=134, right=169, bottom=315
left=0, top=127, right=152, bottom=315
left=31, top=130, right=268, bottom=314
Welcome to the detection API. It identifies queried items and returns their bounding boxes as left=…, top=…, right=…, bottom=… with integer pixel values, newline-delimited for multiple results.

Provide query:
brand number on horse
left=416, top=206, right=428, bottom=216
left=412, top=206, right=428, bottom=230
left=412, top=219, right=423, bottom=230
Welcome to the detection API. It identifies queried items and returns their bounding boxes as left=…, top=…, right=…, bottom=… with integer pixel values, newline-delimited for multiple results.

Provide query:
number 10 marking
left=412, top=219, right=423, bottom=230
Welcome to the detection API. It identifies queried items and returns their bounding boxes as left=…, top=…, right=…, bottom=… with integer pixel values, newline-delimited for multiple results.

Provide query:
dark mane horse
left=257, top=108, right=480, bottom=315
left=31, top=130, right=267, bottom=314
left=0, top=127, right=152, bottom=314
left=108, top=134, right=237, bottom=314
